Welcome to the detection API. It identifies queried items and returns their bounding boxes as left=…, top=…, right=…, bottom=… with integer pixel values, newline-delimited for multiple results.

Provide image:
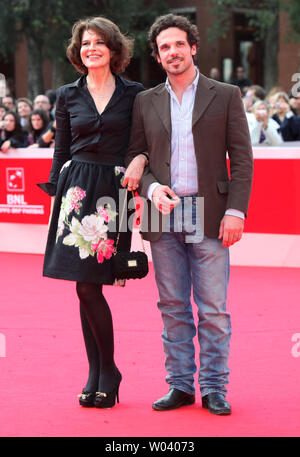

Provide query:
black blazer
left=41, top=75, right=143, bottom=195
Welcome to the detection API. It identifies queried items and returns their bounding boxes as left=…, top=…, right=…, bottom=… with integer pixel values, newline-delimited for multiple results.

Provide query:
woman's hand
left=255, top=108, right=269, bottom=130
left=122, top=154, right=148, bottom=191
left=1, top=140, right=11, bottom=152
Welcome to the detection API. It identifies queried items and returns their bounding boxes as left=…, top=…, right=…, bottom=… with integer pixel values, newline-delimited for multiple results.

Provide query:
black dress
left=38, top=75, right=144, bottom=285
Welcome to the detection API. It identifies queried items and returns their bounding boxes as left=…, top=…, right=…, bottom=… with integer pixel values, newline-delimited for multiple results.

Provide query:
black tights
left=76, top=281, right=118, bottom=393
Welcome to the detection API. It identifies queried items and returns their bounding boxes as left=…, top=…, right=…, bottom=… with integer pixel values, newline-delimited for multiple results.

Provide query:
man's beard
left=164, top=56, right=193, bottom=76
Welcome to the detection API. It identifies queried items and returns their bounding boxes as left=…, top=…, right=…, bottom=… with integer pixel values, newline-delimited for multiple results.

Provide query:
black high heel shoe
left=94, top=371, right=122, bottom=408
left=78, top=391, right=96, bottom=407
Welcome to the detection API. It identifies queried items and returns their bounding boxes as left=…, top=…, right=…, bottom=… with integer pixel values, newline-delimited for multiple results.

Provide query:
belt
left=72, top=151, right=125, bottom=167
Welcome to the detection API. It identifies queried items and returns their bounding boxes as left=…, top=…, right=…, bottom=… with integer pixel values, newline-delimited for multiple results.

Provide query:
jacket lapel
left=192, top=73, right=216, bottom=127
left=151, top=84, right=172, bottom=139
left=150, top=74, right=217, bottom=135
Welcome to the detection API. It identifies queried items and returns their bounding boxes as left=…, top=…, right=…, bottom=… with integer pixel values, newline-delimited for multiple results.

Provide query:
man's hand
left=152, top=185, right=180, bottom=215
left=218, top=215, right=244, bottom=248
left=122, top=154, right=148, bottom=191
left=255, top=108, right=268, bottom=130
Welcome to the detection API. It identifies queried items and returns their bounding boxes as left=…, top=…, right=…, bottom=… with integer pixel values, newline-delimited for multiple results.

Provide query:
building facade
left=0, top=0, right=299, bottom=98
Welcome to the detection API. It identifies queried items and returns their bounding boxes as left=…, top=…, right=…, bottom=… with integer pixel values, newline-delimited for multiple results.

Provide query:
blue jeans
left=150, top=197, right=231, bottom=397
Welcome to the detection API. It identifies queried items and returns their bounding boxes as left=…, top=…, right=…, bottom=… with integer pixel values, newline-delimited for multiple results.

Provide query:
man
left=209, top=67, right=221, bottom=81
left=2, top=95, right=15, bottom=111
left=124, top=14, right=253, bottom=415
left=289, top=89, right=300, bottom=116
left=33, top=94, right=52, bottom=118
left=231, top=66, right=251, bottom=95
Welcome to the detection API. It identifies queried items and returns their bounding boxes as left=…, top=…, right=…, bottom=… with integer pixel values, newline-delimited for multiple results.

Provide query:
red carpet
left=1, top=252, right=300, bottom=437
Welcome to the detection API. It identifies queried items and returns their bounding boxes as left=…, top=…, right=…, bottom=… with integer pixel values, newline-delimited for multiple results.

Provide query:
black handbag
left=112, top=190, right=149, bottom=280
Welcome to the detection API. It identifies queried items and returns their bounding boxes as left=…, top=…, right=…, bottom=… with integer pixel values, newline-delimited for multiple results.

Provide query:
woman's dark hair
left=148, top=14, right=200, bottom=61
left=45, top=90, right=57, bottom=109
left=0, top=103, right=8, bottom=113
left=29, top=109, right=49, bottom=132
left=3, top=110, right=23, bottom=134
left=66, top=16, right=134, bottom=75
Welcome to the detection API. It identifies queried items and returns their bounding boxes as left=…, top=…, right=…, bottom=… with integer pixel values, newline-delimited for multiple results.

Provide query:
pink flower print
left=65, top=187, right=86, bottom=214
left=97, top=206, right=111, bottom=223
left=92, top=238, right=115, bottom=264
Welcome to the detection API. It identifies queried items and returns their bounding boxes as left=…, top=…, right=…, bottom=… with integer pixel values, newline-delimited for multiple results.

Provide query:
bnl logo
left=6, top=168, right=25, bottom=192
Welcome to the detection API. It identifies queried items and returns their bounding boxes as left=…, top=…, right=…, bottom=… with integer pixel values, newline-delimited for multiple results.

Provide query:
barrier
left=1, top=145, right=300, bottom=266
left=0, top=149, right=52, bottom=224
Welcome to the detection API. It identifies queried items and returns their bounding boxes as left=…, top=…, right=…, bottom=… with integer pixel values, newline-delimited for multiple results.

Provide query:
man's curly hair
left=148, top=14, right=200, bottom=62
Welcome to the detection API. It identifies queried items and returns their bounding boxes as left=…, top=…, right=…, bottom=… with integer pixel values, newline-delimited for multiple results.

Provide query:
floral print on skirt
left=43, top=158, right=132, bottom=285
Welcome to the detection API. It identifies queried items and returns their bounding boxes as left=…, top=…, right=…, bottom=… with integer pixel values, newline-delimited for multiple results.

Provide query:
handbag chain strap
left=114, top=189, right=146, bottom=255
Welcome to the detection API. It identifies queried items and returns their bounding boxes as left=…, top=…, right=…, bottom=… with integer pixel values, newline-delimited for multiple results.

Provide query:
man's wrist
left=147, top=182, right=161, bottom=201
left=225, top=208, right=245, bottom=220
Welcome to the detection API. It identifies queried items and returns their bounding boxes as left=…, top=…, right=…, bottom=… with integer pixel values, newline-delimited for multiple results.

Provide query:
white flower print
left=60, top=160, right=71, bottom=173
left=114, top=166, right=126, bottom=176
left=57, top=186, right=117, bottom=263
left=79, top=214, right=108, bottom=243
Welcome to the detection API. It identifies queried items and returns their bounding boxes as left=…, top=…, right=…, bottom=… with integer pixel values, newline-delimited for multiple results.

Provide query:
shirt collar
left=68, top=74, right=126, bottom=89
left=165, top=66, right=199, bottom=94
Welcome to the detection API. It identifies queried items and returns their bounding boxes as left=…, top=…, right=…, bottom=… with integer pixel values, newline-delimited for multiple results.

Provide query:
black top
left=272, top=113, right=300, bottom=142
left=0, top=129, right=28, bottom=149
left=42, top=75, right=144, bottom=195
left=231, top=78, right=251, bottom=90
left=28, top=127, right=48, bottom=146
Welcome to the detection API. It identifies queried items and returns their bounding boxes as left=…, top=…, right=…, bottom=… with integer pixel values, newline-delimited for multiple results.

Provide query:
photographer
left=272, top=92, right=300, bottom=141
left=248, top=101, right=283, bottom=146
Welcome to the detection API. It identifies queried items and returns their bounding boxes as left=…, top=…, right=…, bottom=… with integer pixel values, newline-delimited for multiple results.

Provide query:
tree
left=281, top=0, right=300, bottom=40
left=0, top=0, right=167, bottom=99
left=0, top=0, right=90, bottom=98
left=205, top=0, right=300, bottom=91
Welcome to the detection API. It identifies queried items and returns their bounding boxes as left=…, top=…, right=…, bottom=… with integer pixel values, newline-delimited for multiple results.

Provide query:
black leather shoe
left=152, top=388, right=195, bottom=411
left=78, top=391, right=96, bottom=407
left=202, top=393, right=232, bottom=415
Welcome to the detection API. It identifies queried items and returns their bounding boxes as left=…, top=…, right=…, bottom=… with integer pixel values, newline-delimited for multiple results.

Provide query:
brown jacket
left=125, top=72, right=253, bottom=242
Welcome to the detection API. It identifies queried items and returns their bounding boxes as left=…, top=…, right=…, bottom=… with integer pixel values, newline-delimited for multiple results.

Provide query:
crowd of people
left=1, top=64, right=300, bottom=153
left=0, top=91, right=56, bottom=151
left=218, top=66, right=300, bottom=145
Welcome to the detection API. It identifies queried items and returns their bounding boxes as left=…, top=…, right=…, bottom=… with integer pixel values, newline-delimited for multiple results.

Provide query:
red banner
left=0, top=150, right=52, bottom=224
left=1, top=146, right=300, bottom=233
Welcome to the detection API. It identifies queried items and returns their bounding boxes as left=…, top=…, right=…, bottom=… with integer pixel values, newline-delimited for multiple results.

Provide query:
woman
left=27, top=109, right=50, bottom=147
left=38, top=17, right=147, bottom=408
left=0, top=111, right=28, bottom=151
left=271, top=91, right=300, bottom=142
left=247, top=100, right=283, bottom=146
